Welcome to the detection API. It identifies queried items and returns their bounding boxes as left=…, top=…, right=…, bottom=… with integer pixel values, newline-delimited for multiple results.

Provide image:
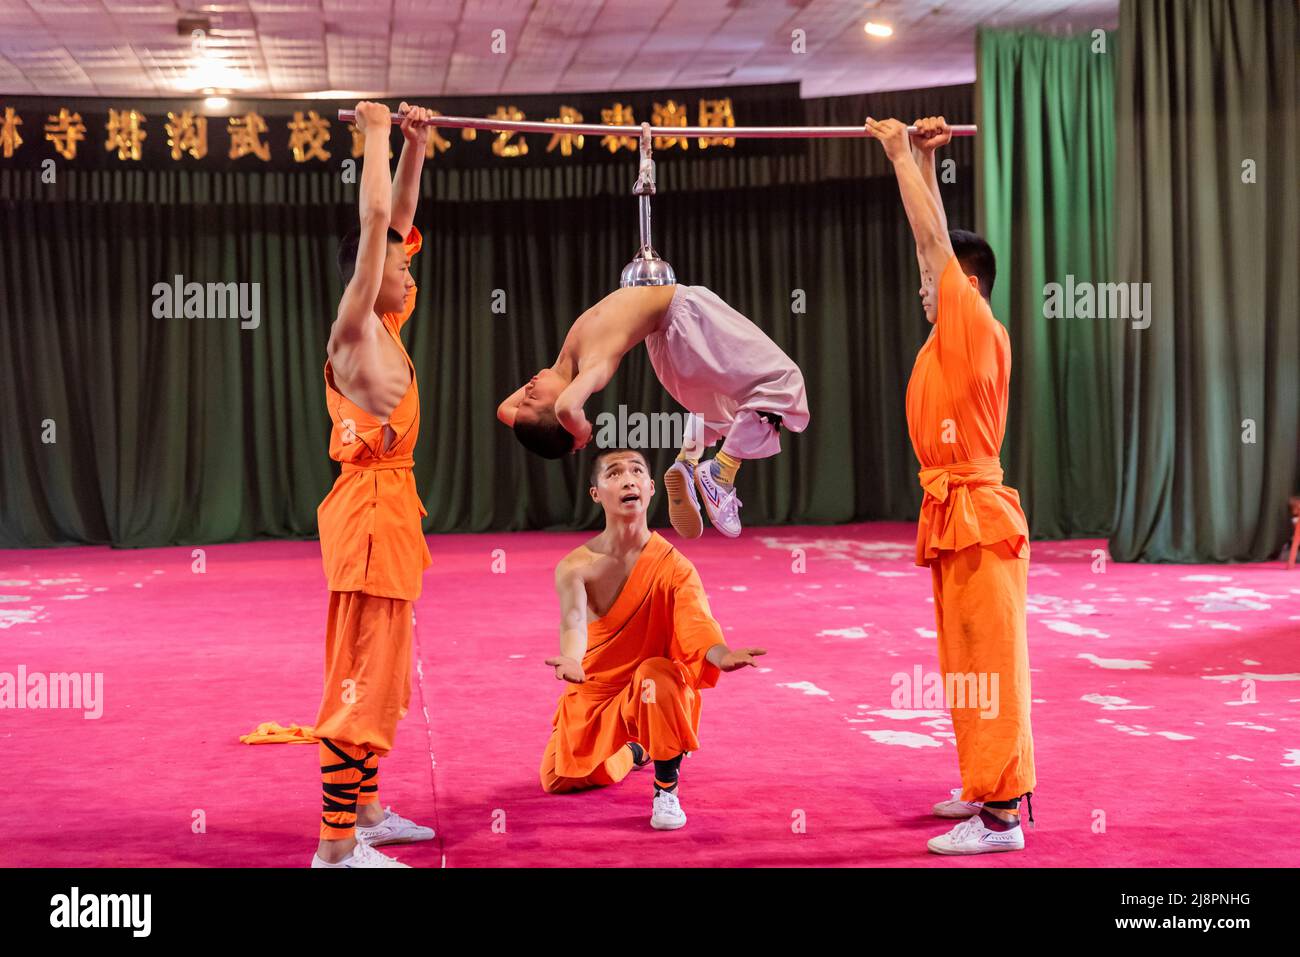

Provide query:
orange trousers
left=313, top=590, right=413, bottom=757
left=314, top=590, right=412, bottom=839
left=540, top=657, right=696, bottom=794
left=930, top=540, right=1036, bottom=804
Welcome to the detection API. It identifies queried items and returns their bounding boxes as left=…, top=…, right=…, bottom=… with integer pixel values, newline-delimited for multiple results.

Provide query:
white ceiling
left=0, top=0, right=1118, bottom=99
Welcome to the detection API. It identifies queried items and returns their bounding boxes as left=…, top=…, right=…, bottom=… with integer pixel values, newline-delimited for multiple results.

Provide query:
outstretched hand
left=545, top=655, right=586, bottom=683
left=864, top=116, right=911, bottom=163
left=717, top=647, right=767, bottom=672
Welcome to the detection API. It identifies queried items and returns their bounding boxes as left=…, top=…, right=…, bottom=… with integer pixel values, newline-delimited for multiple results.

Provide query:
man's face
left=589, top=451, right=654, bottom=518
left=513, top=368, right=567, bottom=426
left=918, top=264, right=937, bottom=324
left=375, top=241, right=414, bottom=315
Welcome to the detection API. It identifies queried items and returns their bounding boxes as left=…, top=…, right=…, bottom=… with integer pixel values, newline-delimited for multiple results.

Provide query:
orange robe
left=313, top=226, right=432, bottom=759
left=904, top=256, right=1036, bottom=804
left=540, top=532, right=724, bottom=794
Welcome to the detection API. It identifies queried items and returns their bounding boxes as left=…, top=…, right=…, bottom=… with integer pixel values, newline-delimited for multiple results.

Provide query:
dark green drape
left=977, top=28, right=1121, bottom=539
left=0, top=86, right=977, bottom=547
left=1110, top=0, right=1299, bottom=562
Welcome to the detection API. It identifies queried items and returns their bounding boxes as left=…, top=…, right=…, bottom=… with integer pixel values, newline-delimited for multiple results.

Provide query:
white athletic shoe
left=355, top=806, right=435, bottom=846
left=650, top=789, right=687, bottom=830
left=933, top=787, right=984, bottom=819
left=311, top=839, right=412, bottom=868
left=927, top=814, right=1024, bottom=855
left=663, top=460, right=704, bottom=539
left=694, top=459, right=743, bottom=538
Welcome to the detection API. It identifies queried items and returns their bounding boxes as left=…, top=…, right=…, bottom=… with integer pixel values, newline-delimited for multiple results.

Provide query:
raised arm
left=331, top=101, right=393, bottom=350
left=866, top=116, right=954, bottom=284
left=546, top=557, right=590, bottom=683
left=910, top=117, right=951, bottom=278
left=390, top=101, right=432, bottom=237
left=912, top=116, right=951, bottom=234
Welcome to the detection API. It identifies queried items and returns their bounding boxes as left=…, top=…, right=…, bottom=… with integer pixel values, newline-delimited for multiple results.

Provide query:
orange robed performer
left=541, top=448, right=767, bottom=830
left=310, top=101, right=437, bottom=869
left=867, top=115, right=1036, bottom=856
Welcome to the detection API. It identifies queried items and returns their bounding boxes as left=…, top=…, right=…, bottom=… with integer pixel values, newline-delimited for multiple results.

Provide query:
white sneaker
left=663, top=460, right=703, bottom=539
left=311, top=838, right=412, bottom=868
left=927, top=814, right=1024, bottom=855
left=694, top=459, right=743, bottom=538
left=933, top=787, right=984, bottom=819
left=650, top=789, right=687, bottom=830
left=355, top=806, right=435, bottom=846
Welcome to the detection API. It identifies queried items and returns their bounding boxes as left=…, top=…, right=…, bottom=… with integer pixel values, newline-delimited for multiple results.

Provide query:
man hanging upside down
left=497, top=284, right=809, bottom=539
left=868, top=114, right=1037, bottom=855
left=540, top=448, right=767, bottom=829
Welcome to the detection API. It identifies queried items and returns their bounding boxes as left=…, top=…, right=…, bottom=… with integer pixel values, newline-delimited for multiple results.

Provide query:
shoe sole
left=360, top=833, right=435, bottom=845
left=927, top=841, right=1023, bottom=855
left=692, top=470, right=741, bottom=539
left=663, top=467, right=704, bottom=539
left=651, top=816, right=687, bottom=830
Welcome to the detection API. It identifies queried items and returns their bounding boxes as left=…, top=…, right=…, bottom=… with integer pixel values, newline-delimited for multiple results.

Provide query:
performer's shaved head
left=589, top=448, right=651, bottom=486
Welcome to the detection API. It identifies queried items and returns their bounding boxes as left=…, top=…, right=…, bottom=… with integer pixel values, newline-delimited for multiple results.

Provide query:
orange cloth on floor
left=905, top=256, right=1035, bottom=804
left=239, top=721, right=319, bottom=745
left=317, top=226, right=432, bottom=602
left=313, top=590, right=413, bottom=758
left=540, top=532, right=724, bottom=793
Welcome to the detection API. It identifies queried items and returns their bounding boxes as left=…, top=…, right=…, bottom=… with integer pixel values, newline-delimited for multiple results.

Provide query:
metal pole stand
left=620, top=123, right=676, bottom=287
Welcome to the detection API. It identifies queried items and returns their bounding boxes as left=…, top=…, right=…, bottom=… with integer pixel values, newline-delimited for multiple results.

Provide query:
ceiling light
left=864, top=22, right=893, bottom=38
left=184, top=57, right=248, bottom=91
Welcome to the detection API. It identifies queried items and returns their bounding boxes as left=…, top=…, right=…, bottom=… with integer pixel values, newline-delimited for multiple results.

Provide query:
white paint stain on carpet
left=1045, top=620, right=1109, bottom=639
left=1078, top=653, right=1151, bottom=670
left=1189, top=586, right=1276, bottom=612
left=862, top=730, right=943, bottom=749
left=1228, top=721, right=1275, bottom=733
left=1082, top=693, right=1151, bottom=711
left=778, top=681, right=830, bottom=697
left=1203, top=673, right=1300, bottom=683
left=0, top=609, right=42, bottom=629
left=818, top=627, right=868, bottom=639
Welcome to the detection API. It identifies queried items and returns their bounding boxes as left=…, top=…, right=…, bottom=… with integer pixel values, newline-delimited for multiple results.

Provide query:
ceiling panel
left=0, top=0, right=1119, bottom=98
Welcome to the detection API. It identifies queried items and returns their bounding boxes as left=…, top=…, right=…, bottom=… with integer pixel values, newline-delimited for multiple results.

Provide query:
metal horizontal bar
left=335, top=110, right=976, bottom=138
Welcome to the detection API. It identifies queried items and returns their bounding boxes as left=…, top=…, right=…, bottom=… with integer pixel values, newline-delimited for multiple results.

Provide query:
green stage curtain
left=1109, top=0, right=1299, bottom=562
left=976, top=28, right=1121, bottom=540
left=0, top=87, right=981, bottom=547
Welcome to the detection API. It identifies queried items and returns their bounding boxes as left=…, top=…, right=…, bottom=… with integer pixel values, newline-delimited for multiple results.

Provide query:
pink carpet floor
left=2, top=523, right=1298, bottom=868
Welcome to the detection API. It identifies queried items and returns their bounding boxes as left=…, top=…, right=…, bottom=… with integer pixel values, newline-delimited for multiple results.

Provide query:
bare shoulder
left=555, top=543, right=600, bottom=585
